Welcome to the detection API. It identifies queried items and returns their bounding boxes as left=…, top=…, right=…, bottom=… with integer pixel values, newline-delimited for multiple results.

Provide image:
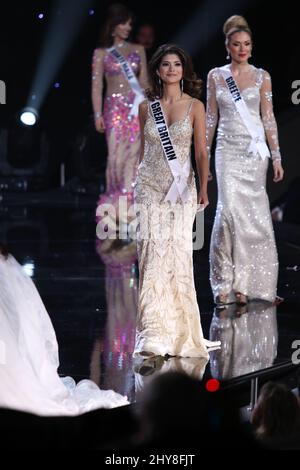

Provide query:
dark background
left=0, top=0, right=299, bottom=199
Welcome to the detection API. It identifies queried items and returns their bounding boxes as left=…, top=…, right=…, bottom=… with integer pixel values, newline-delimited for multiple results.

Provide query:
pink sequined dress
left=92, top=43, right=148, bottom=214
left=206, top=65, right=281, bottom=302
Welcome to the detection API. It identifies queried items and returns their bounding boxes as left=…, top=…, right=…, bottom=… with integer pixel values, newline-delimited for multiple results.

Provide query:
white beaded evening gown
left=133, top=98, right=220, bottom=358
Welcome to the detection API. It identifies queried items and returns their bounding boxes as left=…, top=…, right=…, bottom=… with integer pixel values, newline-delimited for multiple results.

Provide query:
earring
left=158, top=77, right=162, bottom=87
left=226, top=52, right=230, bottom=60
left=181, top=79, right=184, bottom=93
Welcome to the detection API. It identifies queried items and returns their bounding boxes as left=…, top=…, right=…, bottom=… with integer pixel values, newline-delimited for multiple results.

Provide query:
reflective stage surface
left=1, top=189, right=300, bottom=404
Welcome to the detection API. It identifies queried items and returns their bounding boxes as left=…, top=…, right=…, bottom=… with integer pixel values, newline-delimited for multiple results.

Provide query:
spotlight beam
left=26, top=0, right=95, bottom=112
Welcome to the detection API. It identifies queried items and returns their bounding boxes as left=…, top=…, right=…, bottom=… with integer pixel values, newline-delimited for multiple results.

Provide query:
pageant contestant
left=133, top=44, right=221, bottom=358
left=206, top=15, right=284, bottom=305
left=92, top=3, right=148, bottom=227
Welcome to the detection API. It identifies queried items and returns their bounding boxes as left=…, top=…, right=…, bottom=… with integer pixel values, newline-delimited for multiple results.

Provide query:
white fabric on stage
left=0, top=254, right=128, bottom=416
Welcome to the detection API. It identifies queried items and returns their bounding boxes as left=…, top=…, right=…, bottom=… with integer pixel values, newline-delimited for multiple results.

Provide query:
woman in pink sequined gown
left=92, top=4, right=148, bottom=222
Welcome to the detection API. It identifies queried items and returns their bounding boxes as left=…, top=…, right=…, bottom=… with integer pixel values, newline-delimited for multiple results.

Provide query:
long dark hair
left=146, top=44, right=203, bottom=101
left=99, top=3, right=133, bottom=48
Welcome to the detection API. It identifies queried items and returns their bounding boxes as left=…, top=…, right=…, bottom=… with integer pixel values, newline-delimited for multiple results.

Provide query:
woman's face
left=113, top=19, right=132, bottom=40
left=227, top=31, right=252, bottom=63
left=157, top=53, right=183, bottom=84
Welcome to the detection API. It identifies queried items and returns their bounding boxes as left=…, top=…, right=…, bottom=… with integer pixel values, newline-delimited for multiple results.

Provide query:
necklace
left=116, top=41, right=127, bottom=48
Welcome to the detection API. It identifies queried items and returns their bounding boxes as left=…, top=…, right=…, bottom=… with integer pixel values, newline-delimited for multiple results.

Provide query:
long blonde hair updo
left=223, top=15, right=252, bottom=45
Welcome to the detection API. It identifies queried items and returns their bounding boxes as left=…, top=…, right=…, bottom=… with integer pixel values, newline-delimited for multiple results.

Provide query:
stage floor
left=1, top=189, right=300, bottom=405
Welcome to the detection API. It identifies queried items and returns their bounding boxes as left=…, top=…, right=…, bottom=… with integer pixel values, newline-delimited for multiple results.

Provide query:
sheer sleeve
left=260, top=70, right=282, bottom=162
left=206, top=69, right=219, bottom=161
left=91, top=48, right=105, bottom=119
left=137, top=45, right=149, bottom=92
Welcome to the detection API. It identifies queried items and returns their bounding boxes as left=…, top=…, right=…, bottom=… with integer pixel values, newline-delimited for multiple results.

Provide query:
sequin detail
left=103, top=91, right=140, bottom=143
left=206, top=66, right=282, bottom=162
left=103, top=51, right=141, bottom=77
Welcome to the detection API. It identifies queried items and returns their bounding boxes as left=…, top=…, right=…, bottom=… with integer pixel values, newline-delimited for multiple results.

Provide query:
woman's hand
left=95, top=116, right=105, bottom=133
left=197, top=189, right=209, bottom=211
left=273, top=160, right=284, bottom=183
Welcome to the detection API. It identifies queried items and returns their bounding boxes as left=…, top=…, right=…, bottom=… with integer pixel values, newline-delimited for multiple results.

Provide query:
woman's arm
left=206, top=69, right=219, bottom=180
left=91, top=48, right=105, bottom=133
left=193, top=100, right=209, bottom=208
left=138, top=100, right=147, bottom=164
left=260, top=70, right=284, bottom=182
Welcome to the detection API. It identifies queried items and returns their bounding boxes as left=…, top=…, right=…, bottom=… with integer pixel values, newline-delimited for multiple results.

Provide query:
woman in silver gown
left=133, top=44, right=220, bottom=358
left=206, top=15, right=284, bottom=305
left=92, top=4, right=148, bottom=226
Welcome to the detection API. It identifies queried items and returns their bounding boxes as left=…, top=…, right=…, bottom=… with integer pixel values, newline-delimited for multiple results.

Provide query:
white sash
left=108, top=47, right=145, bottom=117
left=220, top=66, right=270, bottom=160
left=150, top=100, right=191, bottom=203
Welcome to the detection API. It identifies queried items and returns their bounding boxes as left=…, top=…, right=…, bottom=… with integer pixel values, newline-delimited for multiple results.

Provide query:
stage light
left=89, top=9, right=95, bottom=16
left=22, top=0, right=94, bottom=128
left=20, top=107, right=39, bottom=126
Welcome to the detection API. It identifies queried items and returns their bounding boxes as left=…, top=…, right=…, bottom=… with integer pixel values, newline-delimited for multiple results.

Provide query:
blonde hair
left=223, top=15, right=252, bottom=45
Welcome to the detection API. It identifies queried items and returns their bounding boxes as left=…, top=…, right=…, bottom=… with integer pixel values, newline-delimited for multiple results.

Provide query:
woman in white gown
left=0, top=244, right=128, bottom=416
left=133, top=44, right=220, bottom=358
left=206, top=15, right=284, bottom=305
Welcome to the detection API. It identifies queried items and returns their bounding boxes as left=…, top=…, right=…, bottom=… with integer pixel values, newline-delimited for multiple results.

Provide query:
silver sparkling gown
left=133, top=98, right=209, bottom=359
left=206, top=65, right=281, bottom=302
